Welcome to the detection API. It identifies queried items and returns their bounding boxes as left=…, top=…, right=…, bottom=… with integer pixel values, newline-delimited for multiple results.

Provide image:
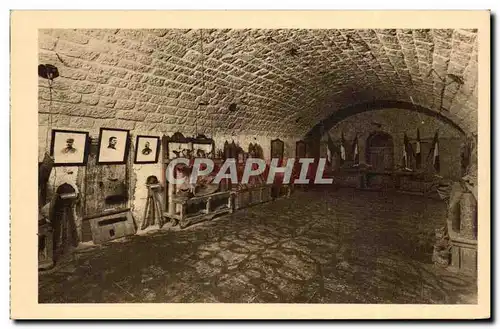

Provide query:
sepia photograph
left=134, top=135, right=160, bottom=164
left=10, top=10, right=490, bottom=320
left=50, top=129, right=89, bottom=166
left=96, top=127, right=130, bottom=164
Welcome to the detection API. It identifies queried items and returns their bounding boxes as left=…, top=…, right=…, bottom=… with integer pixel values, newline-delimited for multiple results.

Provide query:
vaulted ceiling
left=40, top=28, right=479, bottom=136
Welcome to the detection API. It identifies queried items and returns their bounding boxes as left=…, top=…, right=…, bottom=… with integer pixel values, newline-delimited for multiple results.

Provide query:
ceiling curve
left=55, top=28, right=479, bottom=136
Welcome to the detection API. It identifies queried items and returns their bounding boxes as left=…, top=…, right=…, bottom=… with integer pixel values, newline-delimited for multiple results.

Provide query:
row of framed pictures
left=50, top=128, right=161, bottom=166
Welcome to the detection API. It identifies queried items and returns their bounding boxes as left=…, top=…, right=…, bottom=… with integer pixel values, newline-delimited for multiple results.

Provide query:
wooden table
left=164, top=191, right=234, bottom=229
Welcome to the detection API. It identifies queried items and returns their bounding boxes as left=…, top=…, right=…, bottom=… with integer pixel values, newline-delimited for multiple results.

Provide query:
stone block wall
left=38, top=29, right=301, bottom=233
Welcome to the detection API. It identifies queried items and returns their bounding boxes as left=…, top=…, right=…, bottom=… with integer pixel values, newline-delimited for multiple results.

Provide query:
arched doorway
left=366, top=132, right=394, bottom=172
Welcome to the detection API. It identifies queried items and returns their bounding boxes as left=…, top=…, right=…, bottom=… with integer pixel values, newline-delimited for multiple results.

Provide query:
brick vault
left=38, top=28, right=478, bottom=136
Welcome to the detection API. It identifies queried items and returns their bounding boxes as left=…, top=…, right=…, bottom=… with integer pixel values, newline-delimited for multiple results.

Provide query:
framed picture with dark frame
left=134, top=135, right=161, bottom=164
left=271, top=138, right=284, bottom=159
left=296, top=140, right=307, bottom=158
left=50, top=129, right=90, bottom=166
left=96, top=128, right=130, bottom=165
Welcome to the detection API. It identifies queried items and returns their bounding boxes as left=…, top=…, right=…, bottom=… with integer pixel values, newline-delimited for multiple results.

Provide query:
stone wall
left=322, top=108, right=465, bottom=180
left=38, top=29, right=302, bottom=233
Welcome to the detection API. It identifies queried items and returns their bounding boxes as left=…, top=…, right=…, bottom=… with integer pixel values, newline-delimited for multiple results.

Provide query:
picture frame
left=296, top=140, right=307, bottom=158
left=192, top=134, right=215, bottom=159
left=134, top=135, right=161, bottom=164
left=166, top=132, right=192, bottom=160
left=96, top=128, right=130, bottom=165
left=49, top=129, right=90, bottom=166
left=271, top=138, right=284, bottom=159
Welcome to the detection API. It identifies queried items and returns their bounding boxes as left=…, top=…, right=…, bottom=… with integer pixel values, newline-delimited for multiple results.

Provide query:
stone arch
left=304, top=100, right=467, bottom=158
left=306, top=100, right=467, bottom=140
left=365, top=131, right=394, bottom=171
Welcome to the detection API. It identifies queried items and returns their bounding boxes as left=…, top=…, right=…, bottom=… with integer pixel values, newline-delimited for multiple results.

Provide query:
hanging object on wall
left=326, top=133, right=336, bottom=167
left=39, top=64, right=60, bottom=159
left=229, top=103, right=237, bottom=112
left=340, top=132, right=346, bottom=166
left=248, top=143, right=264, bottom=159
left=50, top=129, right=90, bottom=166
left=96, top=128, right=130, bottom=165
left=224, top=140, right=243, bottom=159
left=38, top=64, right=59, bottom=80
left=192, top=134, right=215, bottom=159
left=166, top=132, right=192, bottom=159
left=415, top=128, right=422, bottom=169
left=352, top=134, right=359, bottom=167
left=295, top=140, right=307, bottom=158
left=428, top=131, right=440, bottom=173
left=271, top=138, right=284, bottom=160
left=134, top=135, right=161, bottom=164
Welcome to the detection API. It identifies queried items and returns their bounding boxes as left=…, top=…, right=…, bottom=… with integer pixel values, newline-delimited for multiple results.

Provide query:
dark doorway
left=366, top=132, right=394, bottom=172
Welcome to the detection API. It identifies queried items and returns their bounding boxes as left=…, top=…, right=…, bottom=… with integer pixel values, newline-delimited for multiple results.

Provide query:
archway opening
left=366, top=131, right=394, bottom=172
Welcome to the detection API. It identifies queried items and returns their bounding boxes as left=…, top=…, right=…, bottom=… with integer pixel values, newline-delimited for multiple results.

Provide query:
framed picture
left=134, top=135, right=160, bottom=164
left=271, top=138, right=284, bottom=159
left=50, top=129, right=90, bottom=166
left=296, top=140, right=307, bottom=158
left=96, top=128, right=130, bottom=164
left=192, top=134, right=215, bottom=158
left=165, top=132, right=193, bottom=159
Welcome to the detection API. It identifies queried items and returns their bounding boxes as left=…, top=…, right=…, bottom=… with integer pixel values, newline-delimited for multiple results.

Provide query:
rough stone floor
left=39, top=188, right=477, bottom=304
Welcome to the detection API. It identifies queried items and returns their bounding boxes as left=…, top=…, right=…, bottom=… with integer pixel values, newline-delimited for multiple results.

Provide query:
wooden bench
left=164, top=191, right=234, bottom=229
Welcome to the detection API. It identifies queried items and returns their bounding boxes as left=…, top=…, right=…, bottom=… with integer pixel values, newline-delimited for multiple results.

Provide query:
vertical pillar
left=393, top=135, right=404, bottom=169
left=358, top=134, right=367, bottom=164
left=206, top=196, right=212, bottom=214
left=228, top=193, right=234, bottom=213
